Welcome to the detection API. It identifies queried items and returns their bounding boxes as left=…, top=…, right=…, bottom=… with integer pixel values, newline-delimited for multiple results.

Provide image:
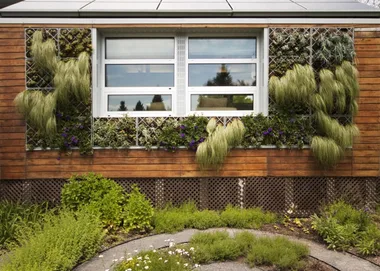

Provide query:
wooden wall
left=0, top=24, right=379, bottom=180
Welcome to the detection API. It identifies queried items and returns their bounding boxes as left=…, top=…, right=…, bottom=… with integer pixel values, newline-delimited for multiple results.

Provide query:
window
left=95, top=30, right=268, bottom=117
left=101, top=37, right=176, bottom=116
left=187, top=37, right=257, bottom=115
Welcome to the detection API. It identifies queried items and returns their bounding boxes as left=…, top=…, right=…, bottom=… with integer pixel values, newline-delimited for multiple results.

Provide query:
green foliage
left=246, top=236, right=309, bottom=270
left=59, top=28, right=92, bottom=58
left=314, top=33, right=355, bottom=69
left=242, top=112, right=313, bottom=148
left=93, top=116, right=136, bottom=149
left=0, top=201, right=48, bottom=250
left=311, top=201, right=380, bottom=255
left=61, top=173, right=125, bottom=229
left=114, top=248, right=194, bottom=271
left=17, top=29, right=92, bottom=154
left=220, top=205, right=278, bottom=229
left=0, top=208, right=104, bottom=271
left=123, top=185, right=154, bottom=233
left=153, top=202, right=276, bottom=233
left=269, top=64, right=316, bottom=107
left=196, top=118, right=245, bottom=170
left=190, top=231, right=309, bottom=270
left=311, top=62, right=360, bottom=167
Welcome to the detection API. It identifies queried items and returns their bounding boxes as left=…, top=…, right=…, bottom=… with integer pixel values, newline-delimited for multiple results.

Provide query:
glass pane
left=106, top=64, right=174, bottom=87
left=191, top=94, right=253, bottom=111
left=189, top=38, right=256, bottom=59
left=108, top=95, right=172, bottom=112
left=189, top=64, right=256, bottom=87
left=106, top=38, right=174, bottom=59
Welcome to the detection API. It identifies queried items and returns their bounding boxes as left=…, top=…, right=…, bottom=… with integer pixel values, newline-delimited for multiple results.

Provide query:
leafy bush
left=0, top=201, right=48, bottom=250
left=123, top=185, right=154, bottom=233
left=61, top=173, right=125, bottom=229
left=0, top=208, right=104, bottom=271
left=246, top=236, right=309, bottom=270
left=311, top=201, right=380, bottom=255
left=187, top=210, right=224, bottom=230
left=220, top=205, right=278, bottom=229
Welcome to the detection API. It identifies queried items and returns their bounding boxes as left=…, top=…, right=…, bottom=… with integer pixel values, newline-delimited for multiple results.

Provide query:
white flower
left=120, top=256, right=125, bottom=260
left=126, top=269, right=132, bottom=271
left=144, top=266, right=149, bottom=269
left=98, top=255, right=104, bottom=258
left=169, top=242, right=175, bottom=247
left=134, top=250, right=139, bottom=253
left=177, top=262, right=180, bottom=265
left=164, top=260, right=168, bottom=263
left=168, top=251, right=173, bottom=255
left=149, top=245, right=154, bottom=248
left=112, top=259, right=118, bottom=262
left=184, top=263, right=189, bottom=267
left=126, top=257, right=133, bottom=262
left=189, top=247, right=194, bottom=251
left=144, top=255, right=150, bottom=260
left=136, top=263, right=140, bottom=267
left=158, top=257, right=162, bottom=260
left=153, top=250, right=157, bottom=253
left=137, top=257, right=142, bottom=260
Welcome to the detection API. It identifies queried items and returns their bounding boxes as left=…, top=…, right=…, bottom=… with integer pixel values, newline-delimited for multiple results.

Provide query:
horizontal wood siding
left=0, top=25, right=379, bottom=179
left=0, top=25, right=26, bottom=179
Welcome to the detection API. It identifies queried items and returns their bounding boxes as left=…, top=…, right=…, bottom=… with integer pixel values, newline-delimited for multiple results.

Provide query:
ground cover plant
left=114, top=231, right=309, bottom=271
left=153, top=202, right=278, bottom=233
left=311, top=201, right=380, bottom=255
left=0, top=208, right=104, bottom=271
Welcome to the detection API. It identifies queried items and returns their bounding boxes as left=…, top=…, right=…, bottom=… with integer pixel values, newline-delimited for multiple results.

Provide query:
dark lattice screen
left=1, top=177, right=378, bottom=215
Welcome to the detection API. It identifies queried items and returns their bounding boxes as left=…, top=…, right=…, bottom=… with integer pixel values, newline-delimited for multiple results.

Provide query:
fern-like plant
left=196, top=119, right=245, bottom=170
left=14, top=31, right=90, bottom=137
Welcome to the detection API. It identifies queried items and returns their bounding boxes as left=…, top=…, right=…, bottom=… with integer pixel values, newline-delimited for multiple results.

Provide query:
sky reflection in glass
left=108, top=94, right=172, bottom=111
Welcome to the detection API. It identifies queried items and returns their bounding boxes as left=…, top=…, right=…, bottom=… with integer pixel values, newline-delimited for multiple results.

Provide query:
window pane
left=189, top=38, right=256, bottom=59
left=106, top=64, right=174, bottom=87
left=189, top=64, right=256, bottom=87
left=191, top=94, right=253, bottom=111
left=106, top=38, right=174, bottom=59
left=108, top=95, right=172, bottom=112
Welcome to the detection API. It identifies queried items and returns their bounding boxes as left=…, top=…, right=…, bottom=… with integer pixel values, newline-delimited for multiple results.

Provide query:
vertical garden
left=16, top=27, right=359, bottom=168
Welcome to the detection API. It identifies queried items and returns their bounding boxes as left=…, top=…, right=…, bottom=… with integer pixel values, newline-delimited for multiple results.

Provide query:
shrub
left=123, top=185, right=154, bottom=233
left=153, top=203, right=196, bottom=233
left=312, top=201, right=380, bottom=255
left=220, top=205, right=278, bottom=229
left=61, top=173, right=125, bottom=229
left=0, top=201, right=48, bottom=250
left=246, top=236, right=309, bottom=270
left=0, top=208, right=104, bottom=271
left=187, top=210, right=224, bottom=230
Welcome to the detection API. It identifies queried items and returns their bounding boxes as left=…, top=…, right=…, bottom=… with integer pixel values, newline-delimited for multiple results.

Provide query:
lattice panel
left=30, top=179, right=67, bottom=204
left=377, top=179, right=380, bottom=205
left=114, top=178, right=157, bottom=206
left=0, top=180, right=25, bottom=202
left=293, top=177, right=327, bottom=216
left=245, top=177, right=286, bottom=212
left=164, top=178, right=201, bottom=207
left=206, top=178, right=239, bottom=210
left=334, top=177, right=367, bottom=206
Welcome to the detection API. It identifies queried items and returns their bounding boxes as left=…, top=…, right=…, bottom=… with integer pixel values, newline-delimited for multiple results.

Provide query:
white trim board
left=1, top=18, right=380, bottom=25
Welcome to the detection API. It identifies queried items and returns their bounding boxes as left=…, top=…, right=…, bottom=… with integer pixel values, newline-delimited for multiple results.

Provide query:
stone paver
left=74, top=228, right=380, bottom=271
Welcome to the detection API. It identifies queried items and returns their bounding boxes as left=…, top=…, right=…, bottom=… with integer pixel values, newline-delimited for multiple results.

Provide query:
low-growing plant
left=114, top=247, right=195, bottom=271
left=0, top=201, right=48, bottom=250
left=311, top=201, right=380, bottom=255
left=220, top=205, right=278, bottom=229
left=123, top=185, right=154, bottom=233
left=61, top=173, right=125, bottom=229
left=246, top=236, right=309, bottom=270
left=0, top=208, right=104, bottom=271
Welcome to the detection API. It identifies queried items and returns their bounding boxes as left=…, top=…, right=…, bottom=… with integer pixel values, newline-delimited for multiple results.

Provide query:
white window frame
left=93, top=29, right=268, bottom=118
left=186, top=33, right=261, bottom=117
left=99, top=33, right=177, bottom=117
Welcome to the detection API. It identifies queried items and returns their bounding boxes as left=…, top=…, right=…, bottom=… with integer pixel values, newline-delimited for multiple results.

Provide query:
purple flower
left=194, top=126, right=198, bottom=130
left=263, top=131, right=269, bottom=135
left=71, top=136, right=79, bottom=145
left=268, top=128, right=273, bottom=132
left=279, top=131, right=284, bottom=135
left=64, top=141, right=69, bottom=147
left=189, top=140, right=195, bottom=146
left=180, top=125, right=186, bottom=130
left=180, top=133, right=185, bottom=138
left=199, top=137, right=205, bottom=143
left=56, top=112, right=62, bottom=119
left=65, top=115, right=71, bottom=121
left=61, top=132, right=68, bottom=138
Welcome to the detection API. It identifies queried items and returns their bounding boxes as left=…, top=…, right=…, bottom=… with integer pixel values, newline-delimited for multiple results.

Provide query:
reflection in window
left=106, top=64, right=174, bottom=87
left=189, top=38, right=256, bottom=59
left=106, top=38, right=175, bottom=59
left=108, top=95, right=172, bottom=112
left=191, top=94, right=253, bottom=111
left=189, top=64, right=256, bottom=87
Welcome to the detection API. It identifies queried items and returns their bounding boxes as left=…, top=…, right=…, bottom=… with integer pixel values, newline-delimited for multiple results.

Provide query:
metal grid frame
left=2, top=177, right=378, bottom=215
